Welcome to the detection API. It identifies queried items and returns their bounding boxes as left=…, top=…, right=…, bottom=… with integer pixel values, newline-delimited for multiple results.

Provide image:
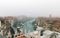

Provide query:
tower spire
left=49, top=14, right=52, bottom=18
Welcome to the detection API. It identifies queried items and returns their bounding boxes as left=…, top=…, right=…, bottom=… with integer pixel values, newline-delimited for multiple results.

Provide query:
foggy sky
left=0, top=0, right=60, bottom=17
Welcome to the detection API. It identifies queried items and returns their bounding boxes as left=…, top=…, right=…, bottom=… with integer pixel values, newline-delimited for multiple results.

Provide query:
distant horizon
left=0, top=15, right=60, bottom=18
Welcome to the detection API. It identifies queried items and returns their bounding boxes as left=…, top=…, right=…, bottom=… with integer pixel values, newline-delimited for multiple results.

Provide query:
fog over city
left=0, top=0, right=60, bottom=17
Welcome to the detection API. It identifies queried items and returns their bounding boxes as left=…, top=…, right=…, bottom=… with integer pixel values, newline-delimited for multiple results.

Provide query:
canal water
left=0, top=35, right=7, bottom=38
left=13, top=18, right=35, bottom=32
left=0, top=35, right=4, bottom=38
left=22, top=18, right=35, bottom=32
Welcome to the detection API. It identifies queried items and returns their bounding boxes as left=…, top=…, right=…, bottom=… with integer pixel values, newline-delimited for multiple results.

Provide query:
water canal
left=22, top=18, right=35, bottom=32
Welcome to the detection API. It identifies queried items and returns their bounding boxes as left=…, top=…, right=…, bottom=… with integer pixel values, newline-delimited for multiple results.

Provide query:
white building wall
left=0, top=21, right=1, bottom=27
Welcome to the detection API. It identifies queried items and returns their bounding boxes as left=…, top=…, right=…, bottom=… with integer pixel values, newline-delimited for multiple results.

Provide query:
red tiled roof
left=5, top=16, right=14, bottom=20
left=16, top=36, right=26, bottom=38
left=52, top=22, right=60, bottom=27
